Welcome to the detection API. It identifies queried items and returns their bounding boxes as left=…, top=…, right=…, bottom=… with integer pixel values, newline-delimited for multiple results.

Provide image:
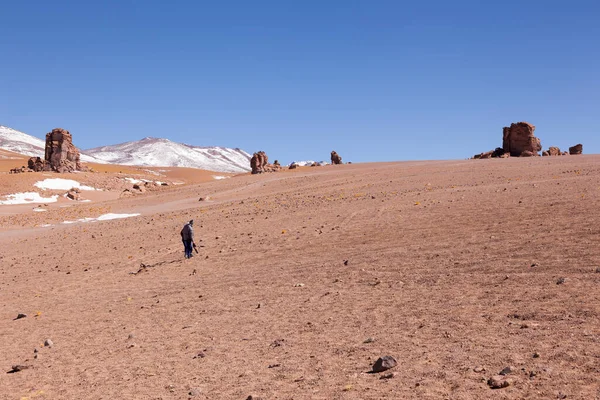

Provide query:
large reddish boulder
left=502, top=122, right=542, bottom=157
left=331, top=151, right=342, bottom=165
left=569, top=144, right=583, bottom=155
left=548, top=146, right=561, bottom=156
left=27, top=157, right=45, bottom=172
left=45, top=128, right=82, bottom=172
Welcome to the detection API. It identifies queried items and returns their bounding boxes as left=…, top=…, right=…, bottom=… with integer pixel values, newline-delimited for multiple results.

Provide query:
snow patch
left=0, top=192, right=58, bottom=205
left=34, top=178, right=97, bottom=191
left=62, top=213, right=140, bottom=224
left=33, top=208, right=48, bottom=212
left=212, top=175, right=230, bottom=180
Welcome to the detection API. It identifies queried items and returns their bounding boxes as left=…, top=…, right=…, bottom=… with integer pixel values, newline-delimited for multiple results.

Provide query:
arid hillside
left=1, top=157, right=599, bottom=399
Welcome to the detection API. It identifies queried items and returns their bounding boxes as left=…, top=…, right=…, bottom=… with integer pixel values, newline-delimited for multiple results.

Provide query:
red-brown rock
left=45, top=128, right=82, bottom=172
left=542, top=151, right=549, bottom=157
left=548, top=146, right=561, bottom=156
left=569, top=144, right=583, bottom=155
left=331, top=151, right=342, bottom=165
left=502, top=122, right=542, bottom=157
left=520, top=150, right=535, bottom=157
left=28, top=157, right=45, bottom=172
left=250, top=151, right=268, bottom=174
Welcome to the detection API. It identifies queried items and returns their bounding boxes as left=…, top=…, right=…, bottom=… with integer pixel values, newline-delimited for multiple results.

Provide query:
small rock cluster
left=250, top=151, right=283, bottom=174
left=474, top=122, right=583, bottom=159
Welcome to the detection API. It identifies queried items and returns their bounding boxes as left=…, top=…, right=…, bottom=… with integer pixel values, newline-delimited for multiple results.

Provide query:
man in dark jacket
left=180, top=220, right=196, bottom=259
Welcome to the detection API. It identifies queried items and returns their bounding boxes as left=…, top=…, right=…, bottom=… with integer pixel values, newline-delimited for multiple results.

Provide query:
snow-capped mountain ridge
left=83, top=138, right=251, bottom=173
left=0, top=125, right=252, bottom=173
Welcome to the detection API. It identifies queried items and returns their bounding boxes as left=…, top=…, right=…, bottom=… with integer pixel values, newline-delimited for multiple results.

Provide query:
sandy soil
left=1, top=156, right=599, bottom=399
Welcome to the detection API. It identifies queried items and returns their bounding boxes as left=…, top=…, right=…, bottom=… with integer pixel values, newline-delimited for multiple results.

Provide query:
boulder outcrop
left=502, top=122, right=542, bottom=157
left=548, top=146, right=561, bottom=156
left=569, top=144, right=583, bottom=155
left=331, top=151, right=342, bottom=165
left=44, top=128, right=82, bottom=172
left=250, top=151, right=282, bottom=174
left=250, top=151, right=268, bottom=174
left=28, top=157, right=45, bottom=172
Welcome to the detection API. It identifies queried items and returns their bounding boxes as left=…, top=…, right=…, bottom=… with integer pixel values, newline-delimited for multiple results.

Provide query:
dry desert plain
left=1, top=155, right=600, bottom=399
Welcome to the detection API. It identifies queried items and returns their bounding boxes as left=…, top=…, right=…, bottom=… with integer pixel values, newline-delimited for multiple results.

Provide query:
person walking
left=180, top=219, right=196, bottom=259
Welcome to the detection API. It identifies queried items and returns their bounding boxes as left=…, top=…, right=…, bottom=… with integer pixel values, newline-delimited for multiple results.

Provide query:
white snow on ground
left=0, top=192, right=58, bottom=205
left=62, top=213, right=140, bottom=224
left=212, top=175, right=229, bottom=180
left=124, top=177, right=142, bottom=184
left=34, top=178, right=97, bottom=191
left=33, top=208, right=47, bottom=212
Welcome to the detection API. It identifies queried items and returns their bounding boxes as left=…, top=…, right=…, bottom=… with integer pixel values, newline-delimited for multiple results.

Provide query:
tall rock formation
left=331, top=151, right=342, bottom=165
left=502, top=122, right=542, bottom=157
left=45, top=128, right=82, bottom=172
left=250, top=151, right=268, bottom=174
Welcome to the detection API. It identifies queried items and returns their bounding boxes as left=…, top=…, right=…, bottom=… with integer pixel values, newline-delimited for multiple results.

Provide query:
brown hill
left=1, top=157, right=599, bottom=399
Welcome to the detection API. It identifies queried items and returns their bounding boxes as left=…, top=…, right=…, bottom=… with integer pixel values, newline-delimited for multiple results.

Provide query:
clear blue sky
left=1, top=1, right=598, bottom=163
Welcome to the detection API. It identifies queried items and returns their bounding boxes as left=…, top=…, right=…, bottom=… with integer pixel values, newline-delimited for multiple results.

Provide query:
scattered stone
left=556, top=277, right=566, bottom=285
left=343, top=260, right=349, bottom=266
left=487, top=375, right=510, bottom=389
left=473, top=366, right=486, bottom=373
left=133, top=184, right=146, bottom=193
left=294, top=283, right=305, bottom=287
left=268, top=363, right=281, bottom=368
left=128, top=333, right=135, bottom=340
left=246, top=396, right=262, bottom=400
left=363, top=337, right=375, bottom=344
left=7, top=365, right=31, bottom=373
left=14, top=313, right=27, bottom=320
left=372, top=356, right=397, bottom=373
left=127, top=343, right=137, bottom=349
left=44, top=339, right=53, bottom=348
left=533, top=352, right=540, bottom=358
left=66, top=190, right=81, bottom=201
left=289, top=162, right=298, bottom=170
left=557, top=392, right=568, bottom=399
left=188, top=388, right=201, bottom=397
left=542, top=151, right=549, bottom=157
left=499, top=366, right=514, bottom=375
left=193, top=352, right=206, bottom=359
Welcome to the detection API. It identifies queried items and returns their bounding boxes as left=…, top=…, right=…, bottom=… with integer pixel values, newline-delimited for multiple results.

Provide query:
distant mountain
left=0, top=126, right=252, bottom=173
left=0, top=125, right=102, bottom=163
left=83, top=137, right=251, bottom=173
left=0, top=125, right=46, bottom=157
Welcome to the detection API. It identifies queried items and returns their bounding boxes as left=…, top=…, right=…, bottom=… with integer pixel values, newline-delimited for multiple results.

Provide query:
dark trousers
left=183, top=240, right=193, bottom=258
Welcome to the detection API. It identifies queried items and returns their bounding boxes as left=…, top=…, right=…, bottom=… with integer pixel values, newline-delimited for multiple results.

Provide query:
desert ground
left=1, top=156, right=600, bottom=399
